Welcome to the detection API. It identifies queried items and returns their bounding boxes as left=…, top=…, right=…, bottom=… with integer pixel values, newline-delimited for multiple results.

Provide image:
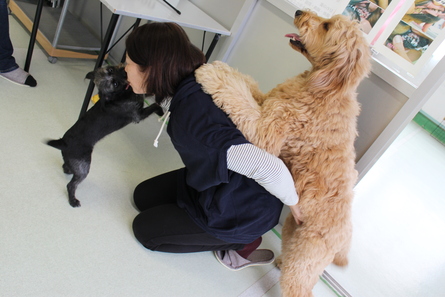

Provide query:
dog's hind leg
left=66, top=158, right=90, bottom=207
left=60, top=152, right=73, bottom=174
left=280, top=215, right=332, bottom=297
left=333, top=228, right=351, bottom=266
left=333, top=246, right=349, bottom=266
left=62, top=163, right=72, bottom=174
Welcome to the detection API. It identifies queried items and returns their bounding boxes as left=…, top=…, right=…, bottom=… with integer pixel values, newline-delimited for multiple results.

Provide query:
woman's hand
left=289, top=204, right=303, bottom=225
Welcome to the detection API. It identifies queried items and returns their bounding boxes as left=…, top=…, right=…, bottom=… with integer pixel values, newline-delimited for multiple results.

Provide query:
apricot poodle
left=195, top=10, right=371, bottom=297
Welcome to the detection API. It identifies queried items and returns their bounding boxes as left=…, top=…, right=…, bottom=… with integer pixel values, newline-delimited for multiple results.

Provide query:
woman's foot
left=214, top=237, right=275, bottom=271
left=214, top=249, right=275, bottom=271
left=0, top=67, right=37, bottom=87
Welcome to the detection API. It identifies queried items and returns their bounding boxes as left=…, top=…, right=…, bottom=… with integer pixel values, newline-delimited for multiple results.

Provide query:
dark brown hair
left=126, top=22, right=206, bottom=103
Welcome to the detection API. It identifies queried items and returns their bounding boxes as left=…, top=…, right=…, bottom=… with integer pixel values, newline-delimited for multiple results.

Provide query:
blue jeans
left=0, top=0, right=19, bottom=73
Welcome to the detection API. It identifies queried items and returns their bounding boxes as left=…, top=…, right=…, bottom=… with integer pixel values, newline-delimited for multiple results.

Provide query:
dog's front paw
left=195, top=62, right=230, bottom=100
left=196, top=62, right=257, bottom=115
left=69, top=197, right=81, bottom=207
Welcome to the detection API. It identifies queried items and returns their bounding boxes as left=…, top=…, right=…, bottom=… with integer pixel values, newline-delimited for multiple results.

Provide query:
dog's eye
left=111, top=79, right=119, bottom=88
left=323, top=22, right=330, bottom=31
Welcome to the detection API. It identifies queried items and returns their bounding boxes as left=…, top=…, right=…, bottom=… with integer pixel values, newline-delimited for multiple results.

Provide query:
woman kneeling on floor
left=126, top=22, right=302, bottom=271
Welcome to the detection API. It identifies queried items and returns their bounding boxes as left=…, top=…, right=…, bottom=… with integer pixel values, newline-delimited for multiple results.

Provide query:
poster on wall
left=267, top=0, right=445, bottom=88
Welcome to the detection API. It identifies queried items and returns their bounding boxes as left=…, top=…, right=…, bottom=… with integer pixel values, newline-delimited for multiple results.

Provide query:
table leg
left=24, top=0, right=44, bottom=72
left=79, top=13, right=120, bottom=118
left=51, top=0, right=71, bottom=48
left=205, top=33, right=221, bottom=62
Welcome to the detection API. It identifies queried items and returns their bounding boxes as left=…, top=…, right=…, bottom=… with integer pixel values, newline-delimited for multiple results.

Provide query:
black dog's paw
left=69, top=198, right=81, bottom=208
left=154, top=105, right=164, bottom=117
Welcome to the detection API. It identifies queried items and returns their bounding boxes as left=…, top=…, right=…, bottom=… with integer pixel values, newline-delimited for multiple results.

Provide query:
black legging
left=132, top=169, right=245, bottom=253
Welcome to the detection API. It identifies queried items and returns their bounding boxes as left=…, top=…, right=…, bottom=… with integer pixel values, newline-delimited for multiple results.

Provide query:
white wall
left=422, top=81, right=445, bottom=123
left=188, top=0, right=244, bottom=30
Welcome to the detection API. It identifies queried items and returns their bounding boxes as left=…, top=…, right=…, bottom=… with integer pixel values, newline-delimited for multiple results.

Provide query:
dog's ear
left=85, top=71, right=95, bottom=80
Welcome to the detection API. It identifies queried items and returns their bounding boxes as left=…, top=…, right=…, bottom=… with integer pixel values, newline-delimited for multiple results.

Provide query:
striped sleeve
left=227, top=143, right=299, bottom=205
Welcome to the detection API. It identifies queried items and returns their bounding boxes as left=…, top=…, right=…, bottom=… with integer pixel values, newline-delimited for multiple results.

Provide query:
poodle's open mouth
left=285, top=33, right=305, bottom=49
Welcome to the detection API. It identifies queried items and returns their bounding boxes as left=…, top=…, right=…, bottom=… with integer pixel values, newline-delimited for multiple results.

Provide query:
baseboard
left=413, top=111, right=445, bottom=145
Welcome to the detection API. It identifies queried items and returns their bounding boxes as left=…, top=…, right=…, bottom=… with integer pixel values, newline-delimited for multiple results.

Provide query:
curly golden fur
left=195, top=10, right=371, bottom=297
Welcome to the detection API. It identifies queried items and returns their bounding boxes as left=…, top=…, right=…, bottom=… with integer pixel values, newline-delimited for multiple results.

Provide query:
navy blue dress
left=167, top=75, right=283, bottom=244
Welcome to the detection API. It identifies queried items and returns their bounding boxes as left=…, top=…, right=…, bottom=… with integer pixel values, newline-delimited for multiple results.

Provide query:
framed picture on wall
left=267, top=0, right=445, bottom=88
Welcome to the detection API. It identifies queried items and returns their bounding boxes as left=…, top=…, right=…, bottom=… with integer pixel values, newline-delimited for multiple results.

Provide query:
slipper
left=214, top=249, right=275, bottom=271
left=0, top=68, right=37, bottom=87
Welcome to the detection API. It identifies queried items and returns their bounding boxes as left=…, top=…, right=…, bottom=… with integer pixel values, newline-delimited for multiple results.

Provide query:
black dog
left=47, top=65, right=162, bottom=207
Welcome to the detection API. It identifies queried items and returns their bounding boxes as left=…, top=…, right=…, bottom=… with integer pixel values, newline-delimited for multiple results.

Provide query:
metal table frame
left=21, top=0, right=230, bottom=118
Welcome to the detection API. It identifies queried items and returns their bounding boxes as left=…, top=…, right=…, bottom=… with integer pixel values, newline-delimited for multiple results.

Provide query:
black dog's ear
left=85, top=71, right=95, bottom=80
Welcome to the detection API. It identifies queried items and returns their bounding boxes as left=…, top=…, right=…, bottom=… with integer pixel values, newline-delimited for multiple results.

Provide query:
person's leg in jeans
left=132, top=169, right=244, bottom=253
left=0, top=0, right=37, bottom=86
left=0, top=0, right=16, bottom=72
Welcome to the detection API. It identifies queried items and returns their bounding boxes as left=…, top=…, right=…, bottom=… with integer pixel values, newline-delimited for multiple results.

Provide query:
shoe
left=0, top=68, right=37, bottom=87
left=214, top=249, right=275, bottom=271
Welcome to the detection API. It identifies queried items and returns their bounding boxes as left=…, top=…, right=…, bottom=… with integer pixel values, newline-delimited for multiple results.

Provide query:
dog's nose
left=295, top=10, right=303, bottom=17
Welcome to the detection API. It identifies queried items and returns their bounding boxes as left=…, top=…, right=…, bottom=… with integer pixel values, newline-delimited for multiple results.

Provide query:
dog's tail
left=46, top=139, right=66, bottom=150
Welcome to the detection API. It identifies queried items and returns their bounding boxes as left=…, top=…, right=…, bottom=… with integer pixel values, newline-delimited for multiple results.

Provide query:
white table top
left=100, top=0, right=230, bottom=36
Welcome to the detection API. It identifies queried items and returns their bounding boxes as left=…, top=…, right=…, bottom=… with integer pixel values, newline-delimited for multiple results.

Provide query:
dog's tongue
left=125, top=84, right=130, bottom=90
left=285, top=33, right=301, bottom=41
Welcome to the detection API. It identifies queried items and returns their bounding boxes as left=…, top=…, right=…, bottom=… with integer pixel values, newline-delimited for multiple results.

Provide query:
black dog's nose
left=295, top=10, right=303, bottom=17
